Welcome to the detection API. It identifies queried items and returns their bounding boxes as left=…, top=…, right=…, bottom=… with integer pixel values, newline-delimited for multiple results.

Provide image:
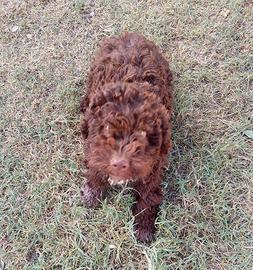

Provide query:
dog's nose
left=111, top=158, right=129, bottom=171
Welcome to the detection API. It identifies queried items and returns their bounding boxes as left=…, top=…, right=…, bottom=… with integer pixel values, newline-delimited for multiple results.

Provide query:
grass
left=0, top=0, right=252, bottom=269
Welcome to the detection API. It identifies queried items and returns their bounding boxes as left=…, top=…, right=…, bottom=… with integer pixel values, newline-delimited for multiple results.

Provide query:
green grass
left=0, top=0, right=252, bottom=269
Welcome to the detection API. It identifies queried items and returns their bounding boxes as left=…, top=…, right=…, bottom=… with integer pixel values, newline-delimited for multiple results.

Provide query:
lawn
left=0, top=0, right=252, bottom=269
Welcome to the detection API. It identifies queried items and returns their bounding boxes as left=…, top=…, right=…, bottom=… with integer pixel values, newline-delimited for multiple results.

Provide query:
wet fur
left=80, top=33, right=173, bottom=242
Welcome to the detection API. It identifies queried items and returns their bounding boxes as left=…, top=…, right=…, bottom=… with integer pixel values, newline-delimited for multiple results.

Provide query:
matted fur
left=80, top=33, right=173, bottom=242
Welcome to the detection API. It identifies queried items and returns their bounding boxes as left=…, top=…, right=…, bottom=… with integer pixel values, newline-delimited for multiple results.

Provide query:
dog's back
left=86, top=33, right=173, bottom=111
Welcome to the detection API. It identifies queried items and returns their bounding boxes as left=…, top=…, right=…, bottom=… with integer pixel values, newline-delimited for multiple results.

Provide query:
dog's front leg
left=132, top=180, right=163, bottom=243
left=81, top=168, right=109, bottom=208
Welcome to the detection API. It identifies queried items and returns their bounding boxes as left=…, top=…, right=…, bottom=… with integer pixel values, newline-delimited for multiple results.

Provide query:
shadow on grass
left=164, top=107, right=195, bottom=204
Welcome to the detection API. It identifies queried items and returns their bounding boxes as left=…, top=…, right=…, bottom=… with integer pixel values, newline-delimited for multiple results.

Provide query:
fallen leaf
left=243, top=130, right=253, bottom=139
left=0, top=260, right=5, bottom=270
left=220, top=9, right=230, bottom=18
left=11, top=25, right=19, bottom=32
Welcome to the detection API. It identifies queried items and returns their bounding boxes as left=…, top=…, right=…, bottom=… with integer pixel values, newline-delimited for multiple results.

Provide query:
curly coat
left=80, top=33, right=173, bottom=242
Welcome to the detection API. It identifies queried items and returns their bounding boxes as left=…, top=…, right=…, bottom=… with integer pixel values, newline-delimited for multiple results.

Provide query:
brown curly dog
left=80, top=33, right=173, bottom=242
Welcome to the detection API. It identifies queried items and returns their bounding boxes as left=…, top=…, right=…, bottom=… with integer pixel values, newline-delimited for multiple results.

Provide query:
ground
left=0, top=0, right=252, bottom=269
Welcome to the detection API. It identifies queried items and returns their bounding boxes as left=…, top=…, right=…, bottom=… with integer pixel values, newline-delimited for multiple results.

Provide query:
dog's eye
left=113, top=134, right=121, bottom=141
left=145, top=75, right=156, bottom=84
left=126, top=78, right=133, bottom=83
left=147, top=133, right=160, bottom=147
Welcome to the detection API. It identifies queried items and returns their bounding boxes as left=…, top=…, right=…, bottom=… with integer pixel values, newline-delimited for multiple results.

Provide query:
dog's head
left=84, top=82, right=171, bottom=185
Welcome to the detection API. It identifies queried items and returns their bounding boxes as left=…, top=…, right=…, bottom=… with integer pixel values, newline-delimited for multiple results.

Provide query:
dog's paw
left=80, top=184, right=103, bottom=208
left=135, top=227, right=155, bottom=243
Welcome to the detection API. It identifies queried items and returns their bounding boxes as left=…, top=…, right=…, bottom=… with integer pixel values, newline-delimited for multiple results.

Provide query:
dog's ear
left=80, top=91, right=107, bottom=139
left=89, top=92, right=107, bottom=112
left=80, top=95, right=89, bottom=139
left=80, top=114, right=89, bottom=139
left=80, top=94, right=89, bottom=114
left=160, top=110, right=172, bottom=155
